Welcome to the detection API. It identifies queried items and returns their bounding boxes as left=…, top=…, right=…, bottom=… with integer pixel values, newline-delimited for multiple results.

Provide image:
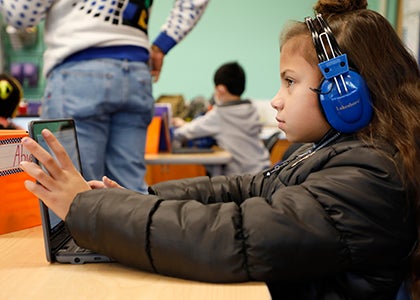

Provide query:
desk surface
left=0, top=226, right=270, bottom=299
left=145, top=148, right=232, bottom=165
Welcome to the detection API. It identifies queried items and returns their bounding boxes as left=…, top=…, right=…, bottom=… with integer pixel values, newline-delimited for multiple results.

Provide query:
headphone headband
left=304, top=14, right=373, bottom=133
left=305, top=14, right=343, bottom=63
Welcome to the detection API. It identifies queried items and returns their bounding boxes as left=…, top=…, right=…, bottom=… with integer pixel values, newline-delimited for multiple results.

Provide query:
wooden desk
left=145, top=148, right=232, bottom=165
left=144, top=149, right=232, bottom=185
left=0, top=226, right=270, bottom=299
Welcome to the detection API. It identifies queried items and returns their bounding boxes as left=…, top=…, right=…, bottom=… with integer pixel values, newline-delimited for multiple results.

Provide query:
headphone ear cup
left=318, top=70, right=373, bottom=133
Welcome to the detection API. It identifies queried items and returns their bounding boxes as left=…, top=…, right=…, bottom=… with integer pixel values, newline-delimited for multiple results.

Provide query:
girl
left=20, top=0, right=420, bottom=299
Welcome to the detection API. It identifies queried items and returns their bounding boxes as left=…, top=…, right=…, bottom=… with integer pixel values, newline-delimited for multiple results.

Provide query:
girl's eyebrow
left=280, top=69, right=295, bottom=78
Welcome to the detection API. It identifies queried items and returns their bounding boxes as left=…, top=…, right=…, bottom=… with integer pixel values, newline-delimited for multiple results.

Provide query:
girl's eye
left=286, top=78, right=295, bottom=88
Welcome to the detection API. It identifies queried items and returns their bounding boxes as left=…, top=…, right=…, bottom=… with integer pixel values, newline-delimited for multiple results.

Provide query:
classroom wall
left=1, top=0, right=394, bottom=103
left=149, top=0, right=314, bottom=102
left=148, top=0, right=386, bottom=102
left=0, top=23, right=46, bottom=101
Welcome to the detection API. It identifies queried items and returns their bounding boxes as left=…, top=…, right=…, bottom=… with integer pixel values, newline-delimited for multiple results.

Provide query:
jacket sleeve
left=173, top=109, right=221, bottom=142
left=152, top=0, right=209, bottom=54
left=65, top=173, right=347, bottom=283
left=0, top=0, right=54, bottom=28
left=149, top=174, right=349, bottom=282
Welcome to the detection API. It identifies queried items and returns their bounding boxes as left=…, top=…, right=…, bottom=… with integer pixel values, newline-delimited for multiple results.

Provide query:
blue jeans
left=41, top=59, right=154, bottom=193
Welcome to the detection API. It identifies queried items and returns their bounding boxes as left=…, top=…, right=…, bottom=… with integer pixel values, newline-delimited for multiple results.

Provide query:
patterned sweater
left=0, top=0, right=209, bottom=75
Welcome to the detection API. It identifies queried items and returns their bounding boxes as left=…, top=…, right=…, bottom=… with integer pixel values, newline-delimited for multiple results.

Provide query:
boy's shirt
left=173, top=100, right=271, bottom=175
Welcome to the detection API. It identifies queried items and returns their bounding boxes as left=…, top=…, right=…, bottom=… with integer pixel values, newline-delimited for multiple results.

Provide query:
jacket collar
left=217, top=99, right=251, bottom=107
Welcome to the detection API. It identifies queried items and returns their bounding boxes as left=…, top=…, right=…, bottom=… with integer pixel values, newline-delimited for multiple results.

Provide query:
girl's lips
left=276, top=119, right=285, bottom=130
left=276, top=118, right=285, bottom=125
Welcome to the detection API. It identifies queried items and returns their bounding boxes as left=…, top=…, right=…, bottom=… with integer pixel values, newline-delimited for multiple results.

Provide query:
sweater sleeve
left=173, top=109, right=220, bottom=142
left=152, top=0, right=209, bottom=54
left=0, top=0, right=54, bottom=28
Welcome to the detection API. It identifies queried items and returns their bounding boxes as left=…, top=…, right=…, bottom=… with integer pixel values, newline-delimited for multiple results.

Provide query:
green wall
left=149, top=0, right=314, bottom=101
left=1, top=0, right=393, bottom=103
left=148, top=0, right=387, bottom=101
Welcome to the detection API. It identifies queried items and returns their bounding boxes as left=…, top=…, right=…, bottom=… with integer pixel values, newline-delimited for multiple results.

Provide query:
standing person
left=172, top=62, right=271, bottom=175
left=20, top=0, right=420, bottom=299
left=0, top=0, right=209, bottom=193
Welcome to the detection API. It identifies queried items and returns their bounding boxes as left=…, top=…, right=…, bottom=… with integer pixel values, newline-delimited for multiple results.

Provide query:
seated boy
left=172, top=62, right=270, bottom=175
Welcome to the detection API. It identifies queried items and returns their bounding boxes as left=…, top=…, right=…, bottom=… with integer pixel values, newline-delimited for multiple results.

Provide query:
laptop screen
left=28, top=119, right=114, bottom=264
left=32, top=121, right=82, bottom=230
left=29, top=119, right=82, bottom=257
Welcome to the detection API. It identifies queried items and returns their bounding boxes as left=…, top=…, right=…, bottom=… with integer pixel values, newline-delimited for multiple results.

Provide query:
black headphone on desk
left=305, top=14, right=372, bottom=133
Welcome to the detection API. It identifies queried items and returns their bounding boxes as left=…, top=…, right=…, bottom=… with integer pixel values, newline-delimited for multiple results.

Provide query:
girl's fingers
left=23, top=179, right=50, bottom=202
left=19, top=161, right=55, bottom=191
left=103, top=176, right=124, bottom=189
left=41, top=129, right=79, bottom=172
left=88, top=180, right=106, bottom=189
left=22, top=129, right=78, bottom=180
left=21, top=135, right=63, bottom=179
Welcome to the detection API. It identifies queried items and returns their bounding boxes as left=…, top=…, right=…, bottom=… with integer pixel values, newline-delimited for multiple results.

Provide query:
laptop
left=29, top=118, right=114, bottom=264
left=153, top=103, right=214, bottom=154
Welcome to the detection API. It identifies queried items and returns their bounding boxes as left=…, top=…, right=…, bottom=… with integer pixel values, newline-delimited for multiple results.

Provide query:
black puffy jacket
left=66, top=134, right=417, bottom=299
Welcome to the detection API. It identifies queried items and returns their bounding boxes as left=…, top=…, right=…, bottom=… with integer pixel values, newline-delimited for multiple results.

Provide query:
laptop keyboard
left=63, top=239, right=93, bottom=254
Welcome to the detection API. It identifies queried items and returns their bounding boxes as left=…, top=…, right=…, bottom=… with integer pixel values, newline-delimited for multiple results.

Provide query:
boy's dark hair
left=213, top=62, right=246, bottom=96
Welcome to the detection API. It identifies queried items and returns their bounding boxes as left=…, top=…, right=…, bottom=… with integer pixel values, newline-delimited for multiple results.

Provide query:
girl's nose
left=270, top=89, right=283, bottom=111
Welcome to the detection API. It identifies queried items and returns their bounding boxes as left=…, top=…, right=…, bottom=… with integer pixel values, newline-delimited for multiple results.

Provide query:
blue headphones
left=305, top=14, right=372, bottom=133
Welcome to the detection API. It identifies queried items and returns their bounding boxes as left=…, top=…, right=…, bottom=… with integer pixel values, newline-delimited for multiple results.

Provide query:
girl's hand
left=20, top=129, right=91, bottom=220
left=89, top=176, right=124, bottom=189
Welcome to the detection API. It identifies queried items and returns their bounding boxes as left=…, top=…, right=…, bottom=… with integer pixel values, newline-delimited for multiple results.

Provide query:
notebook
left=29, top=118, right=114, bottom=264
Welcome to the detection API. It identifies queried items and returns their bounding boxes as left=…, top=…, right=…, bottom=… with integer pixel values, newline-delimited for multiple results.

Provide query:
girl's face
left=271, top=37, right=331, bottom=143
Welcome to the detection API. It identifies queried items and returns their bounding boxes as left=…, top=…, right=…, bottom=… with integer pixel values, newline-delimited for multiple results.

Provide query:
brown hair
left=281, top=0, right=420, bottom=290
left=281, top=0, right=420, bottom=203
left=321, top=1, right=420, bottom=204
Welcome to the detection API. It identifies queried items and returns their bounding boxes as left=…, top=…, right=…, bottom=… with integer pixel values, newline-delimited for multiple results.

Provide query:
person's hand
left=172, top=117, right=186, bottom=128
left=19, top=129, right=91, bottom=220
left=88, top=176, right=124, bottom=189
left=149, top=44, right=165, bottom=82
